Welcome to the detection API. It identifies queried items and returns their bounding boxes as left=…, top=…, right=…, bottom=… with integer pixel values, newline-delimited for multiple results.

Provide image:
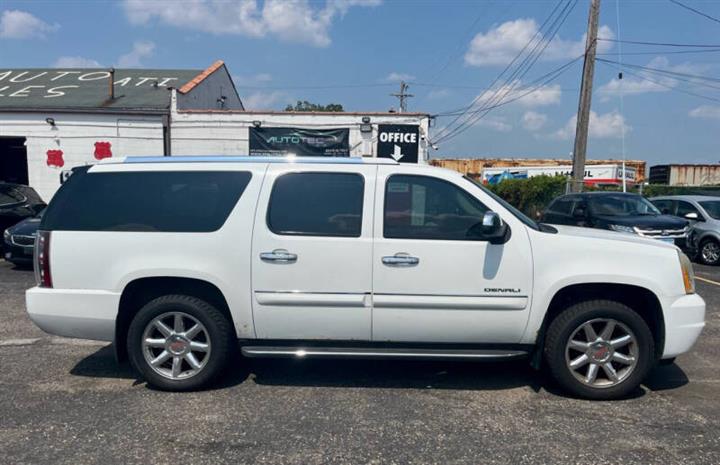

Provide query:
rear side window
left=267, top=172, right=364, bottom=237
left=42, top=171, right=251, bottom=232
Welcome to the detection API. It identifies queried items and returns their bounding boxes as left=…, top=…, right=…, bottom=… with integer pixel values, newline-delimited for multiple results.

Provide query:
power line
left=597, top=48, right=720, bottom=56
left=436, top=0, right=579, bottom=144
left=598, top=38, right=720, bottom=48
left=597, top=57, right=720, bottom=84
left=597, top=59, right=720, bottom=103
left=432, top=0, right=570, bottom=141
left=669, top=0, right=720, bottom=25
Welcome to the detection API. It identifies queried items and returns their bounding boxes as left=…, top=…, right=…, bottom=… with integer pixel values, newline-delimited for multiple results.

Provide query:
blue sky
left=1, top=0, right=719, bottom=166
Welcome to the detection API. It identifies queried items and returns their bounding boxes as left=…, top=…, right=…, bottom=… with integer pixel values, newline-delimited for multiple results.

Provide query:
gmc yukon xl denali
left=26, top=156, right=705, bottom=399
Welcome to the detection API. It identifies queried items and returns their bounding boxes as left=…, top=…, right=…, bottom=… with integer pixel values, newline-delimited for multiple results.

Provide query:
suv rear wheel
left=544, top=300, right=655, bottom=400
left=127, top=295, right=234, bottom=391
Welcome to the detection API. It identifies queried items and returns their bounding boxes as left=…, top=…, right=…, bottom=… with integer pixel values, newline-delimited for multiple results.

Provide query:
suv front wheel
left=544, top=300, right=655, bottom=399
left=127, top=295, right=234, bottom=391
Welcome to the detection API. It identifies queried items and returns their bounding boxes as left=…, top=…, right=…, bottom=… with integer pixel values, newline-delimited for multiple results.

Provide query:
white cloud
left=53, top=56, right=102, bottom=68
left=522, top=111, right=548, bottom=131
left=116, top=40, right=155, bottom=67
left=385, top=72, right=415, bottom=82
left=243, top=90, right=287, bottom=110
left=464, top=18, right=613, bottom=66
left=123, top=0, right=380, bottom=47
left=477, top=117, right=512, bottom=132
left=553, top=110, right=630, bottom=140
left=690, top=105, right=720, bottom=120
left=233, top=73, right=273, bottom=86
left=598, top=56, right=710, bottom=101
left=474, top=81, right=561, bottom=108
left=0, top=10, right=59, bottom=39
left=427, top=88, right=451, bottom=99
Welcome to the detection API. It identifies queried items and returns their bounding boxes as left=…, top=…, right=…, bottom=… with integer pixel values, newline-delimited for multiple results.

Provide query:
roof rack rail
left=104, top=155, right=400, bottom=165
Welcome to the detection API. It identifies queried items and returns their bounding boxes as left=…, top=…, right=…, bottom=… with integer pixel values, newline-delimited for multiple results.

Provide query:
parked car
left=26, top=156, right=705, bottom=400
left=1, top=183, right=45, bottom=259
left=650, top=195, right=720, bottom=266
left=542, top=192, right=692, bottom=251
left=3, top=208, right=44, bottom=266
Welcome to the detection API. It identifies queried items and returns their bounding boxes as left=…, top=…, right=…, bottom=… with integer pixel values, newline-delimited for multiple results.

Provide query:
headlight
left=3, top=229, right=10, bottom=242
left=609, top=224, right=636, bottom=234
left=678, top=250, right=696, bottom=294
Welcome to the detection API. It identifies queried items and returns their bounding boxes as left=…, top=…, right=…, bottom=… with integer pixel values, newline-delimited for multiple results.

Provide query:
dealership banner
left=249, top=127, right=350, bottom=157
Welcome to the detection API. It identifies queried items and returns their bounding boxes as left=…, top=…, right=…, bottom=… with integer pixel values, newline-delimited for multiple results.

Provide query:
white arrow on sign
left=391, top=144, right=404, bottom=161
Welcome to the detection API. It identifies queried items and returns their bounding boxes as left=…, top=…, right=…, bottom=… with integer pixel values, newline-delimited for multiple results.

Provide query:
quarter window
left=42, top=171, right=251, bottom=232
left=267, top=172, right=364, bottom=237
left=384, top=175, right=489, bottom=240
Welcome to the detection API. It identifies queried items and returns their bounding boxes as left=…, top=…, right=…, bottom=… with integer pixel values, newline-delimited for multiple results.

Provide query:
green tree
left=284, top=100, right=344, bottom=112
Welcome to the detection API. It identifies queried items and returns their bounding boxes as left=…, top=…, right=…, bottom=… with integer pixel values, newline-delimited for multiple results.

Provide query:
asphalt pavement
left=0, top=260, right=719, bottom=464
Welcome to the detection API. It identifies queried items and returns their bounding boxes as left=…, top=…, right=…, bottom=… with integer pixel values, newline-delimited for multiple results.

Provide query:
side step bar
left=241, top=346, right=528, bottom=360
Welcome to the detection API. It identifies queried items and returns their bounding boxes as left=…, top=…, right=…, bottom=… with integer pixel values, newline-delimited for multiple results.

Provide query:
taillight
left=34, top=230, right=52, bottom=288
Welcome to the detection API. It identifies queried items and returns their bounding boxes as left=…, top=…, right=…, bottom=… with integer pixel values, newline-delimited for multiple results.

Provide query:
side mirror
left=468, top=211, right=509, bottom=244
left=685, top=212, right=699, bottom=221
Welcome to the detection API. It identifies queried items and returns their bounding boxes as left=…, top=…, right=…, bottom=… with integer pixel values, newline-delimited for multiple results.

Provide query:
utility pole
left=570, top=0, right=601, bottom=193
left=391, top=81, right=414, bottom=113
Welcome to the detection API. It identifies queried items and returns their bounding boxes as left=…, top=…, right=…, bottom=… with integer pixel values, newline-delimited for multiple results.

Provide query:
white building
left=0, top=61, right=430, bottom=201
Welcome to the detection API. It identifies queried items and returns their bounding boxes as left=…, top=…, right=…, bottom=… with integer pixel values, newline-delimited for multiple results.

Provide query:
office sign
left=377, top=124, right=419, bottom=163
left=249, top=127, right=350, bottom=157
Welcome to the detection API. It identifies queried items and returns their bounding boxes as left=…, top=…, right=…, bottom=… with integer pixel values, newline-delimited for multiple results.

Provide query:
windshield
left=699, top=201, right=720, bottom=220
left=463, top=176, right=540, bottom=230
left=588, top=195, right=661, bottom=217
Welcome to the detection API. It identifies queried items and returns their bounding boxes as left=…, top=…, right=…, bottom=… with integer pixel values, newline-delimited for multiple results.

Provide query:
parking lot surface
left=1, top=260, right=719, bottom=465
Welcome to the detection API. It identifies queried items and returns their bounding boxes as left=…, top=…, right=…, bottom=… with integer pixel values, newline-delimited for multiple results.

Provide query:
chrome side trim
left=373, top=294, right=528, bottom=310
left=241, top=346, right=528, bottom=359
left=255, top=291, right=368, bottom=307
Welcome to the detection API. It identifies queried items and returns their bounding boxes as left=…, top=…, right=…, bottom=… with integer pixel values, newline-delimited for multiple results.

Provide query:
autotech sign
left=377, top=124, right=419, bottom=163
left=249, top=127, right=350, bottom=157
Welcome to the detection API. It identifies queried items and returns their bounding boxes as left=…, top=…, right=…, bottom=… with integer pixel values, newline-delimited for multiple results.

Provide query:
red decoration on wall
left=94, top=141, right=112, bottom=160
left=46, top=150, right=64, bottom=168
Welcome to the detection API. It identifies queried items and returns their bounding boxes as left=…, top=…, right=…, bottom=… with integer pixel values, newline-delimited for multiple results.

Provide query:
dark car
left=3, top=208, right=44, bottom=266
left=1, top=183, right=46, bottom=261
left=542, top=192, right=692, bottom=250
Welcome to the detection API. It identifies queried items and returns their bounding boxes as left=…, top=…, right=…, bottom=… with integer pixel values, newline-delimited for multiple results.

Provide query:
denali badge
left=484, top=288, right=521, bottom=294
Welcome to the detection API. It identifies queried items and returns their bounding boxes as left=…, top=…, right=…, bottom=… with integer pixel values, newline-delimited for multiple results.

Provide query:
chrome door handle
left=382, top=253, right=419, bottom=267
left=260, top=249, right=298, bottom=263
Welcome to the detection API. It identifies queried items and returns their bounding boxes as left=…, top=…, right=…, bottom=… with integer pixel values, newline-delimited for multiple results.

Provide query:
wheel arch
left=115, top=276, right=235, bottom=363
left=530, top=282, right=665, bottom=368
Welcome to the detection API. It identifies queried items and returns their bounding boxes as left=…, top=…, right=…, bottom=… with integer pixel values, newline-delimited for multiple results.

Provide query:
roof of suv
left=101, top=156, right=401, bottom=166
left=650, top=195, right=720, bottom=201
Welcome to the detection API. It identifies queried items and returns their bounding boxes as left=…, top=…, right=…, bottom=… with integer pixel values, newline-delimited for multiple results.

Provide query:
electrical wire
left=598, top=38, right=720, bottom=48
left=598, top=59, right=720, bottom=103
left=435, top=0, right=579, bottom=144
left=597, top=57, right=720, bottom=85
left=669, top=0, right=720, bottom=26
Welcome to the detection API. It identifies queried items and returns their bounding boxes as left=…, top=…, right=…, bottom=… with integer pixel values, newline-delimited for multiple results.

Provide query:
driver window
left=677, top=201, right=700, bottom=218
left=384, top=174, right=489, bottom=240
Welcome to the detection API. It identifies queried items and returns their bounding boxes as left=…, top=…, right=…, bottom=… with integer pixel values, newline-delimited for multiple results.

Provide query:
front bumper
left=25, top=287, right=120, bottom=341
left=662, top=293, right=706, bottom=359
left=3, top=240, right=33, bottom=264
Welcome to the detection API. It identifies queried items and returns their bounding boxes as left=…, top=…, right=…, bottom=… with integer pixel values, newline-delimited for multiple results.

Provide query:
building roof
left=0, top=62, right=230, bottom=112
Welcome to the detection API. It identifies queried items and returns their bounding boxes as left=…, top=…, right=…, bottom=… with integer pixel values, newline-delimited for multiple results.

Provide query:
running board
left=241, top=346, right=528, bottom=360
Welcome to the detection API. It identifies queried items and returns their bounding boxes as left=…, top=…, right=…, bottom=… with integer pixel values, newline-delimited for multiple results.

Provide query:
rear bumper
left=662, top=293, right=706, bottom=359
left=25, top=287, right=120, bottom=341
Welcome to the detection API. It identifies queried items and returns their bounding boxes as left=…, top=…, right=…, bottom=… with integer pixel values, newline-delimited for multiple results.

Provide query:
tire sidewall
left=545, top=302, right=655, bottom=400
left=127, top=295, right=232, bottom=391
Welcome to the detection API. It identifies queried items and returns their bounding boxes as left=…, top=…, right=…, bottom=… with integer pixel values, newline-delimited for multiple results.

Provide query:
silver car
left=650, top=195, right=720, bottom=265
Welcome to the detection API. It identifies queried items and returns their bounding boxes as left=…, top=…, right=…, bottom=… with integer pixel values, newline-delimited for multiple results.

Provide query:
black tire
left=127, top=294, right=235, bottom=391
left=544, top=300, right=655, bottom=400
left=698, top=238, right=720, bottom=266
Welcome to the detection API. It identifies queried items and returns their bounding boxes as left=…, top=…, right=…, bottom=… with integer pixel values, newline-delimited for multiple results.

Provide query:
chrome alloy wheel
left=565, top=318, right=639, bottom=388
left=142, top=312, right=211, bottom=380
left=702, top=241, right=720, bottom=264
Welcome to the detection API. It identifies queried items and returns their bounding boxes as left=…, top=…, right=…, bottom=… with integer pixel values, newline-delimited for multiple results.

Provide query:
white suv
left=26, top=156, right=705, bottom=399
